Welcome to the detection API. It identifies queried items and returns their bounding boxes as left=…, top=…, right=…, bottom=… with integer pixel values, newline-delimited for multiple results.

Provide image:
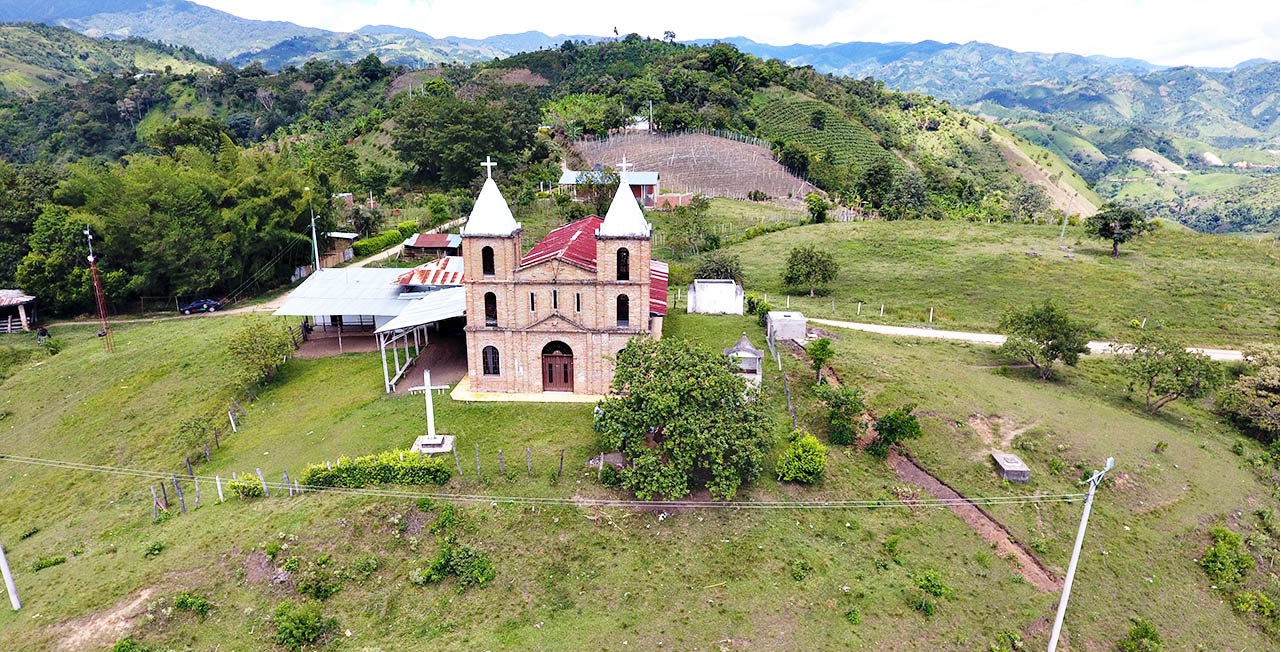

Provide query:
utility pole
left=1047, top=456, right=1114, bottom=652
left=305, top=186, right=320, bottom=273
left=84, top=227, right=114, bottom=352
left=1059, top=192, right=1076, bottom=248
left=0, top=540, right=20, bottom=610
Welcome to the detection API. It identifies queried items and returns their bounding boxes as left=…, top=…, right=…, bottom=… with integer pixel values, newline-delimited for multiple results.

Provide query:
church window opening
left=529, top=292, right=536, bottom=312
left=616, top=248, right=630, bottom=281
left=484, top=292, right=497, bottom=327
left=616, top=294, right=629, bottom=328
left=552, top=289, right=559, bottom=310
left=482, top=346, right=500, bottom=375
left=481, top=246, right=495, bottom=276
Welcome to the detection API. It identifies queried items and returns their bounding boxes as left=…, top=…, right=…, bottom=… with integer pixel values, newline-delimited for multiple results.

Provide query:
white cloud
left=195, top=0, right=1279, bottom=67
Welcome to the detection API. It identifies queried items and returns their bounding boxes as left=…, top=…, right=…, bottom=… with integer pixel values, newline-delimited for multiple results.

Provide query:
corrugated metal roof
left=520, top=216, right=603, bottom=270
left=272, top=268, right=410, bottom=317
left=0, top=289, right=36, bottom=307
left=394, top=256, right=465, bottom=286
left=375, top=286, right=466, bottom=333
left=649, top=260, right=668, bottom=316
left=559, top=170, right=659, bottom=186
left=404, top=233, right=461, bottom=249
left=325, top=231, right=360, bottom=240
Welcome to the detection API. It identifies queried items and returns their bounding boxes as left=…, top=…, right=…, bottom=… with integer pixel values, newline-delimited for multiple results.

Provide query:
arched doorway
left=541, top=340, right=573, bottom=392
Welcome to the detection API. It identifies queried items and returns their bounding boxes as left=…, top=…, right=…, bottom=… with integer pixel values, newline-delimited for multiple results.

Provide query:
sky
left=193, top=0, right=1280, bottom=67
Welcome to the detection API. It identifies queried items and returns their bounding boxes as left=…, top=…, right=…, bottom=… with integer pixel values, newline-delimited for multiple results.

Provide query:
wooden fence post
left=475, top=444, right=480, bottom=476
left=185, top=457, right=193, bottom=478
left=498, top=449, right=505, bottom=475
left=203, top=444, right=211, bottom=463
left=213, top=428, right=220, bottom=448
left=558, top=449, right=565, bottom=478
left=282, top=470, right=292, bottom=497
left=171, top=475, right=186, bottom=514
left=159, top=480, right=169, bottom=506
left=216, top=476, right=224, bottom=503
left=452, top=447, right=463, bottom=477
left=228, top=410, right=238, bottom=433
left=526, top=448, right=532, bottom=476
left=150, top=486, right=159, bottom=519
left=193, top=478, right=200, bottom=509
left=255, top=468, right=268, bottom=497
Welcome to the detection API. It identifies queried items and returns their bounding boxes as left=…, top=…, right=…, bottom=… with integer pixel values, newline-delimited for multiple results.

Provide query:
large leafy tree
left=0, top=162, right=62, bottom=286
left=1120, top=331, right=1223, bottom=414
left=1216, top=346, right=1279, bottom=443
left=693, top=251, right=743, bottom=282
left=393, top=94, right=536, bottom=186
left=997, top=300, right=1094, bottom=380
left=596, top=337, right=773, bottom=500
left=224, top=315, right=296, bottom=387
left=782, top=245, right=839, bottom=297
left=1087, top=202, right=1155, bottom=258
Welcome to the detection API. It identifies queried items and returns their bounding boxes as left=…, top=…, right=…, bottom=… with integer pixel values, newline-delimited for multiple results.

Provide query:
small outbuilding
left=992, top=452, right=1031, bottom=483
left=723, top=332, right=764, bottom=388
left=402, top=233, right=462, bottom=260
left=0, top=289, right=36, bottom=333
left=687, top=279, right=744, bottom=315
left=766, top=311, right=807, bottom=344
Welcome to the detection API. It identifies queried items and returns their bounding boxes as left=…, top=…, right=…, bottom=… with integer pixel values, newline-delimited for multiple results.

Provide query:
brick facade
left=462, top=219, right=658, bottom=395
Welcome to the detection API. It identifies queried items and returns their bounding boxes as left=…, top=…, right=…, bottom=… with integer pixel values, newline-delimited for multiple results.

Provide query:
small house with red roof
left=402, top=233, right=462, bottom=260
left=460, top=167, right=667, bottom=396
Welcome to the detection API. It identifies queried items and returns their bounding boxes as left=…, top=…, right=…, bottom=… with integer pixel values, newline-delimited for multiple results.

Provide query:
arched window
left=481, top=246, right=495, bottom=276
left=483, top=292, right=497, bottom=327
left=482, top=346, right=500, bottom=375
left=616, top=294, right=629, bottom=328
left=616, top=247, right=630, bottom=281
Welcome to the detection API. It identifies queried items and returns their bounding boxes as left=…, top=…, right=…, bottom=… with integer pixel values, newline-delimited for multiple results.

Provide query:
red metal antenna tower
left=84, top=228, right=114, bottom=352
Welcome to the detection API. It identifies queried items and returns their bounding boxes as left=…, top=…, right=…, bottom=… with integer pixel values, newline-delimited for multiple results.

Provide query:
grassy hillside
left=717, top=217, right=1278, bottom=347
left=0, top=300, right=1273, bottom=650
left=752, top=90, right=893, bottom=169
left=0, top=22, right=211, bottom=96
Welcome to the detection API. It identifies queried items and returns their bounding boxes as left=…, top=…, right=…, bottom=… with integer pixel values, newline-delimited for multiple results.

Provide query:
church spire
left=462, top=157, right=520, bottom=237
left=598, top=158, right=651, bottom=239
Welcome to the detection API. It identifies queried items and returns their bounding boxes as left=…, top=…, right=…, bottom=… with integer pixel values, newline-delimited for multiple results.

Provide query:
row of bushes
left=299, top=450, right=452, bottom=488
left=351, top=229, right=406, bottom=257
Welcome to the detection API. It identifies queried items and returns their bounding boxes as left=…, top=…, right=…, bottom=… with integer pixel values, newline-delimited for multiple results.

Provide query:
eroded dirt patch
left=52, top=589, right=153, bottom=652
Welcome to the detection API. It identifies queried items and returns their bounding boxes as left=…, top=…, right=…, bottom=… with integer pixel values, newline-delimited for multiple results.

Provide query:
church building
left=460, top=162, right=668, bottom=395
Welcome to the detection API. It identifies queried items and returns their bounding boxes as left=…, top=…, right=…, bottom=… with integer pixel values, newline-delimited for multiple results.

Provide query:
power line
left=0, top=453, right=1085, bottom=511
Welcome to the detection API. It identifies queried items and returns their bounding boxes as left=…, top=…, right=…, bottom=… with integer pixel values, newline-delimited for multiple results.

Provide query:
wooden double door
left=541, top=341, right=573, bottom=392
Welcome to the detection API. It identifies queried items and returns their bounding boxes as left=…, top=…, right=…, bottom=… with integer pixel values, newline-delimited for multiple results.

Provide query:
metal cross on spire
left=616, top=156, right=633, bottom=174
left=481, top=156, right=497, bottom=179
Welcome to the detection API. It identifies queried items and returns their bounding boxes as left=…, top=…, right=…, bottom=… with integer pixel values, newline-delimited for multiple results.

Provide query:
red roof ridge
left=519, top=215, right=603, bottom=269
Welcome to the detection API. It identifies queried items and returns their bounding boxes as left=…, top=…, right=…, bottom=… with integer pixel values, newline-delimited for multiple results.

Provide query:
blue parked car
left=180, top=298, right=221, bottom=315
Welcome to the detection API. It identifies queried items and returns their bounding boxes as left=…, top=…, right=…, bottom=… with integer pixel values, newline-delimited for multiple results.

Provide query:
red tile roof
left=394, top=256, right=465, bottom=286
left=649, top=260, right=668, bottom=316
left=519, top=216, right=603, bottom=270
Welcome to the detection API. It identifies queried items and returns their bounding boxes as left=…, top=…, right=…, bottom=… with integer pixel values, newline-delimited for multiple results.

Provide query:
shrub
left=990, top=629, right=1025, bottom=651
left=868, top=404, right=923, bottom=458
left=351, top=554, right=378, bottom=579
left=413, top=541, right=495, bottom=589
left=744, top=292, right=764, bottom=314
left=788, top=558, right=813, bottom=581
left=1200, top=525, right=1254, bottom=587
left=173, top=591, right=212, bottom=617
left=1048, top=458, right=1066, bottom=475
left=112, top=637, right=154, bottom=652
left=754, top=301, right=772, bottom=327
left=912, top=595, right=936, bottom=617
left=693, top=251, right=744, bottom=282
left=227, top=478, right=265, bottom=499
left=1232, top=590, right=1278, bottom=617
left=1154, top=440, right=1169, bottom=454
left=913, top=569, right=953, bottom=598
left=430, top=504, right=458, bottom=537
left=777, top=431, right=828, bottom=484
left=599, top=463, right=622, bottom=487
left=31, top=554, right=66, bottom=571
left=143, top=542, right=165, bottom=559
left=843, top=608, right=861, bottom=625
left=396, top=220, right=418, bottom=238
left=748, top=189, right=768, bottom=201
left=42, top=338, right=63, bottom=356
left=296, top=566, right=342, bottom=601
left=299, top=450, right=451, bottom=488
left=281, top=556, right=301, bottom=572
left=1116, top=617, right=1163, bottom=652
left=352, top=229, right=404, bottom=257
left=814, top=384, right=866, bottom=445
left=273, top=601, right=337, bottom=652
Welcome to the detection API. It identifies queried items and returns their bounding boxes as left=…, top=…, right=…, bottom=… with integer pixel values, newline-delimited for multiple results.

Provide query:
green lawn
left=0, top=278, right=1274, bottom=650
left=718, top=218, right=1279, bottom=347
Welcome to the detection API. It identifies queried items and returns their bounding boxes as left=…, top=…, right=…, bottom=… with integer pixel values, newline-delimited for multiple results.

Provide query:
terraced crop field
left=752, top=94, right=892, bottom=170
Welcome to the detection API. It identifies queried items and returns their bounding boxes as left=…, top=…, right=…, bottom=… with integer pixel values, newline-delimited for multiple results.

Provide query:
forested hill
left=0, top=22, right=213, bottom=95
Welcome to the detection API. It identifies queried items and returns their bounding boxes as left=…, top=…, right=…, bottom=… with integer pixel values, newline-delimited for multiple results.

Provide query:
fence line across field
left=0, top=453, right=1085, bottom=511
